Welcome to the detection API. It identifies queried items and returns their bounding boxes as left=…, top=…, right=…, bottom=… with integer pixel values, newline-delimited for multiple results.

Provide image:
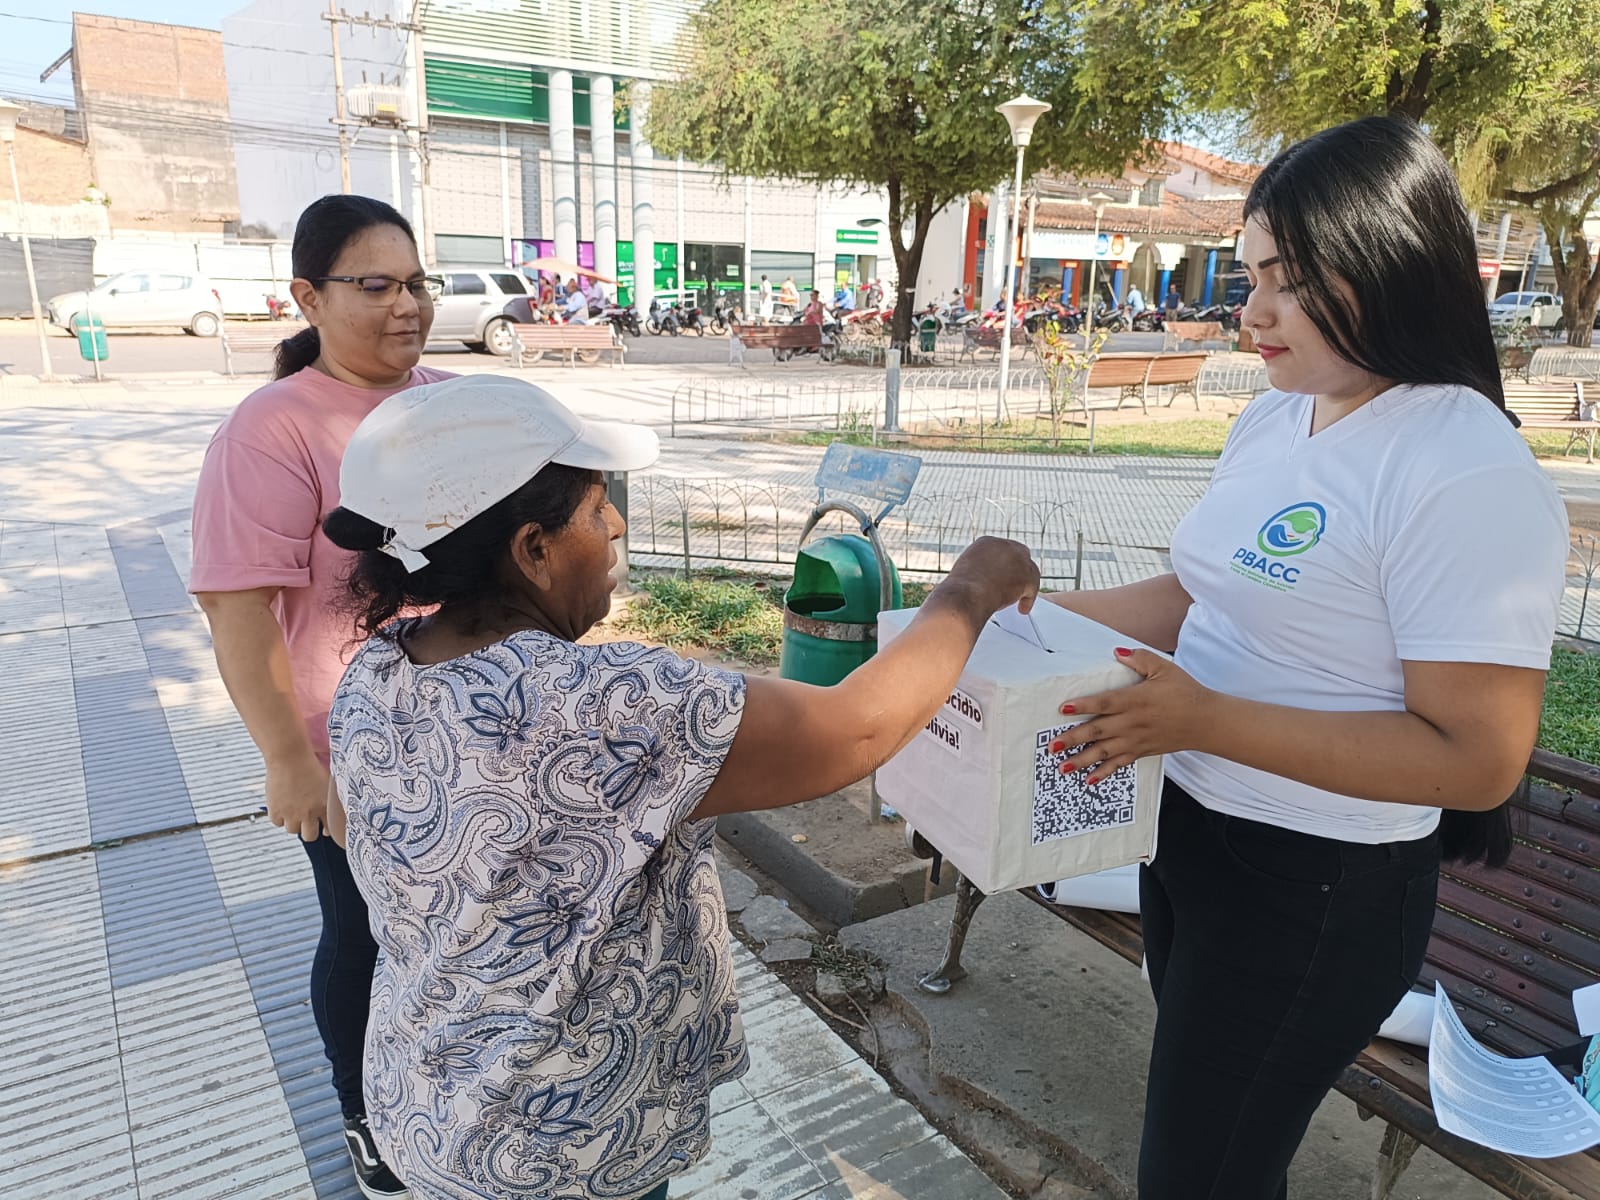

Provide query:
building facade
left=222, top=0, right=904, bottom=313
left=955, top=143, right=1257, bottom=315
left=67, top=14, right=239, bottom=235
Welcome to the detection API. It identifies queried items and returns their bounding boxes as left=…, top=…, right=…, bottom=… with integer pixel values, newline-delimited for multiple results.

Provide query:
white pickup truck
left=1488, top=290, right=1561, bottom=330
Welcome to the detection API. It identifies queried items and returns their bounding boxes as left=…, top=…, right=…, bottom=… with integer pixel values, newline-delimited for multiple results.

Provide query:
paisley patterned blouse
left=328, top=626, right=749, bottom=1200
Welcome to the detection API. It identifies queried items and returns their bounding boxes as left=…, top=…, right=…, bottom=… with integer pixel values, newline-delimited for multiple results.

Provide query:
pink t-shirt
left=189, top=365, right=454, bottom=763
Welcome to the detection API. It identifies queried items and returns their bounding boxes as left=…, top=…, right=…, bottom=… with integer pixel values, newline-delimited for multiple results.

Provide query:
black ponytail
left=274, top=328, right=321, bottom=380
left=323, top=464, right=597, bottom=641
left=276, top=194, right=416, bottom=381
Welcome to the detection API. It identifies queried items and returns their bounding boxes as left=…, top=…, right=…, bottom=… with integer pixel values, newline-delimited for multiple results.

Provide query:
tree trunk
left=1545, top=216, right=1600, bottom=348
left=886, top=179, right=937, bottom=349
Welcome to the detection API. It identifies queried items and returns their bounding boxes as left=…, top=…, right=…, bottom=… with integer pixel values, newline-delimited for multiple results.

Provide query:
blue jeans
left=1138, top=781, right=1440, bottom=1200
left=301, top=833, right=379, bottom=1117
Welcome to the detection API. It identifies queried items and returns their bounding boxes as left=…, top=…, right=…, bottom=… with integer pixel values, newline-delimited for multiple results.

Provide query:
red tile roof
left=1154, top=142, right=1262, bottom=185
left=1030, top=194, right=1245, bottom=241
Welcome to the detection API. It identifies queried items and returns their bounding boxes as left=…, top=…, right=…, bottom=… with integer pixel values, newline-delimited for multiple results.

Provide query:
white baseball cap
left=338, top=374, right=660, bottom=572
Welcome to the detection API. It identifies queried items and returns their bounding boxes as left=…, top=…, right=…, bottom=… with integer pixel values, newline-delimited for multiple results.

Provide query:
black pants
left=302, top=834, right=379, bottom=1118
left=1138, top=781, right=1440, bottom=1200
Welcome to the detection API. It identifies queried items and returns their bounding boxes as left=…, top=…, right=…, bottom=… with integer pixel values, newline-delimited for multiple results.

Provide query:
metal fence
left=626, top=475, right=1086, bottom=588
left=620, top=474, right=1600, bottom=644
left=670, top=358, right=1271, bottom=445
left=1531, top=347, right=1600, bottom=383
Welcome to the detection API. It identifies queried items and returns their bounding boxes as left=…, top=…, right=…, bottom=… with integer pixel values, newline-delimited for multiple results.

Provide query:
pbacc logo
left=1230, top=502, right=1327, bottom=589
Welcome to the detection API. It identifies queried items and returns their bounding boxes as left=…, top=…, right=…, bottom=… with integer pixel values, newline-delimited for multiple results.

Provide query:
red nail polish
left=1049, top=741, right=1064, bottom=753
left=1060, top=703, right=1076, bottom=714
left=1114, top=647, right=1133, bottom=658
left=1061, top=763, right=1076, bottom=774
left=1085, top=775, right=1099, bottom=786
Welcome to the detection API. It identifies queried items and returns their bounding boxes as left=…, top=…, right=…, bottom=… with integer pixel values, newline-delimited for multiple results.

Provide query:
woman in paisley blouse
left=322, top=374, right=1039, bottom=1200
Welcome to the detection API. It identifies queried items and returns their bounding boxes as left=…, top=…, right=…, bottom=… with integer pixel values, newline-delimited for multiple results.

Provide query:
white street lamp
left=0, top=99, right=55, bottom=382
left=995, top=93, right=1050, bottom=422
left=1083, top=191, right=1112, bottom=342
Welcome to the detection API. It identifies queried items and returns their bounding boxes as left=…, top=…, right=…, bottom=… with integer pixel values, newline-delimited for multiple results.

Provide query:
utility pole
left=326, top=0, right=352, bottom=193
left=321, top=3, right=426, bottom=202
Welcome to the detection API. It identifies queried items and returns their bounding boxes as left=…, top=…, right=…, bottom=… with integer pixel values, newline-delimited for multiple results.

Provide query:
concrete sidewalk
left=0, top=371, right=1008, bottom=1198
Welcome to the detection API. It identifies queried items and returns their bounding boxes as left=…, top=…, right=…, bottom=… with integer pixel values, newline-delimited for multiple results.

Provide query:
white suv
left=1488, top=290, right=1560, bottom=330
left=48, top=271, right=224, bottom=337
left=426, top=268, right=533, bottom=355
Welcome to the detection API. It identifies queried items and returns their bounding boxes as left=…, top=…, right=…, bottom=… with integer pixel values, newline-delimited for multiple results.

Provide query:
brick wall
left=70, top=13, right=240, bottom=232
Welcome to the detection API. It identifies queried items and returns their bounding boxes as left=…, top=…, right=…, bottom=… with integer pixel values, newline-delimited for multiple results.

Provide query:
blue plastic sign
left=815, top=443, right=922, bottom=506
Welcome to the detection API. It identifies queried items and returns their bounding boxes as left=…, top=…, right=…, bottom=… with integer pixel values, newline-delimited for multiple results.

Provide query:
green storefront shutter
left=424, top=58, right=536, bottom=122
left=574, top=75, right=592, bottom=128
left=531, top=70, right=550, bottom=123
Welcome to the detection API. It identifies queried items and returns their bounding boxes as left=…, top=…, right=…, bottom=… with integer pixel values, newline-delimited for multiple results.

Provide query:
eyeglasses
left=313, top=275, right=445, bottom=304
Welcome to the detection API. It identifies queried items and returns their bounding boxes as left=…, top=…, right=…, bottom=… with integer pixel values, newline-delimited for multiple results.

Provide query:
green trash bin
left=779, top=533, right=902, bottom=687
left=918, top=316, right=940, bottom=353
left=73, top=314, right=109, bottom=363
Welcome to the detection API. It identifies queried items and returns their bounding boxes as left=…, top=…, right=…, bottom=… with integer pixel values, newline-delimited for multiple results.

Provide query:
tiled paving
left=0, top=378, right=1011, bottom=1198
left=5, top=370, right=1600, bottom=1198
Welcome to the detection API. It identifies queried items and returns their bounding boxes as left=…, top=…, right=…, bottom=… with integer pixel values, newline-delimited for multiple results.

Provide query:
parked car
left=1488, top=290, right=1561, bottom=330
left=47, top=271, right=223, bottom=337
left=427, top=267, right=536, bottom=355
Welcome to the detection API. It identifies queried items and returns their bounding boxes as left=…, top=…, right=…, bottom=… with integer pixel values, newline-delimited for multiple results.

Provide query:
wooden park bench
left=729, top=323, right=834, bottom=363
left=958, top=323, right=1030, bottom=363
left=1163, top=319, right=1227, bottom=350
left=1501, top=345, right=1537, bottom=385
left=917, top=747, right=1600, bottom=1200
left=220, top=324, right=304, bottom=377
left=1026, top=352, right=1212, bottom=452
left=507, top=323, right=625, bottom=367
left=1505, top=382, right=1596, bottom=462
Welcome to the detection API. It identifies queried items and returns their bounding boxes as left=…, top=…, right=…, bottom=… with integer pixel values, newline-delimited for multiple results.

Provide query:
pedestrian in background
left=758, top=273, right=774, bottom=322
left=1163, top=282, right=1182, bottom=315
left=778, top=274, right=800, bottom=316
left=1127, top=283, right=1145, bottom=314
left=802, top=289, right=826, bottom=325
left=189, top=194, right=453, bottom=1200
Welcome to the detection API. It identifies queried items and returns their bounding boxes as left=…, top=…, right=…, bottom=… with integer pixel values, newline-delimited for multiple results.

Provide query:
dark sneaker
left=342, top=1114, right=411, bottom=1199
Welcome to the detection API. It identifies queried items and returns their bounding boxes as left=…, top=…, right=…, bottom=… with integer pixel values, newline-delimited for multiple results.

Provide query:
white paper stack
left=875, top=602, right=1164, bottom=894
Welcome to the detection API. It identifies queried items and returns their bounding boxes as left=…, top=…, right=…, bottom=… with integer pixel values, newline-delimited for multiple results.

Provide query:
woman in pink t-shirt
left=189, top=194, right=451, bottom=1200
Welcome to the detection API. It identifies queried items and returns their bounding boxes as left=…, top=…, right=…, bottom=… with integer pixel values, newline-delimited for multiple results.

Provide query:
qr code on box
left=1032, top=724, right=1137, bottom=846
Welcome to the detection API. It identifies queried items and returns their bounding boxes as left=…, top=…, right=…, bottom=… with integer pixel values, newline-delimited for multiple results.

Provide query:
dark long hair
left=322, top=465, right=597, bottom=639
left=1247, top=116, right=1514, bottom=867
left=274, top=195, right=418, bottom=380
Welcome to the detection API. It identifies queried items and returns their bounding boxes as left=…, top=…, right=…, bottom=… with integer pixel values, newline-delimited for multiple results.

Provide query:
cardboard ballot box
left=875, top=602, right=1164, bottom=895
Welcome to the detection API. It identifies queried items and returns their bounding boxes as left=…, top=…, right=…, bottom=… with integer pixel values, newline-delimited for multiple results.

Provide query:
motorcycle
left=1132, top=307, right=1165, bottom=332
left=601, top=304, right=643, bottom=338
left=709, top=296, right=742, bottom=335
left=646, top=297, right=680, bottom=336
left=678, top=302, right=708, bottom=336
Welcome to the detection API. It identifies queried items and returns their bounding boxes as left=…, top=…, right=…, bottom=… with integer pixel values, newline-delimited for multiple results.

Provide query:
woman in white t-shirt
left=1044, top=116, right=1568, bottom=1198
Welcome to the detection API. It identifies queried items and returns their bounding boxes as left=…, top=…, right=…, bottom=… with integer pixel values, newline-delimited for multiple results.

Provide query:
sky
left=0, top=2, right=224, bottom=107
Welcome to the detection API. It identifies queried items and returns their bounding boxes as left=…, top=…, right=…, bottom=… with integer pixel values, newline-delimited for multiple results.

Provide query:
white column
left=743, top=178, right=753, bottom=317
left=630, top=82, right=655, bottom=314
left=591, top=74, right=618, bottom=290
left=499, top=122, right=513, bottom=264
left=550, top=69, right=578, bottom=264
left=983, top=181, right=1008, bottom=307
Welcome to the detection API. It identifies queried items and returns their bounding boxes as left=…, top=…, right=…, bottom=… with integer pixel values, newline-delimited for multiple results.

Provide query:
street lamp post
left=0, top=100, right=55, bottom=382
left=995, top=94, right=1050, bottom=423
left=1083, top=191, right=1112, bottom=343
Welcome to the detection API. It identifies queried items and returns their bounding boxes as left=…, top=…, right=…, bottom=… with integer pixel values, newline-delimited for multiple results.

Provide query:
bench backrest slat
left=1423, top=753, right=1600, bottom=1059
left=1143, top=353, right=1208, bottom=384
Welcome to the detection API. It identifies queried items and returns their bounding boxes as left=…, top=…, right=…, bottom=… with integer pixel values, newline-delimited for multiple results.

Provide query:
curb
left=717, top=792, right=953, bottom=928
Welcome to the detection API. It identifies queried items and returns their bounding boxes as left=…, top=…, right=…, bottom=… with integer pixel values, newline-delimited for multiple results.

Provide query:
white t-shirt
left=1166, top=384, right=1568, bottom=843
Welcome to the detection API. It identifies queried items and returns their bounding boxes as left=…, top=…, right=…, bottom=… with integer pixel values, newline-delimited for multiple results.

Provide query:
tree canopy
left=649, top=0, right=1167, bottom=344
left=1083, top=0, right=1600, bottom=343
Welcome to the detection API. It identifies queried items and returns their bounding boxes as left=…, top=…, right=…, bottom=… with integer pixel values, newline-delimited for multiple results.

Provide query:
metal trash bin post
left=778, top=443, right=923, bottom=823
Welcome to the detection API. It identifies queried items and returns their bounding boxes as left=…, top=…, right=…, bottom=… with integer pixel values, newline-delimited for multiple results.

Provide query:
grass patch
left=620, top=574, right=786, bottom=665
left=1541, top=647, right=1600, bottom=762
left=1523, top=430, right=1598, bottom=461
left=791, top=418, right=1230, bottom=457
